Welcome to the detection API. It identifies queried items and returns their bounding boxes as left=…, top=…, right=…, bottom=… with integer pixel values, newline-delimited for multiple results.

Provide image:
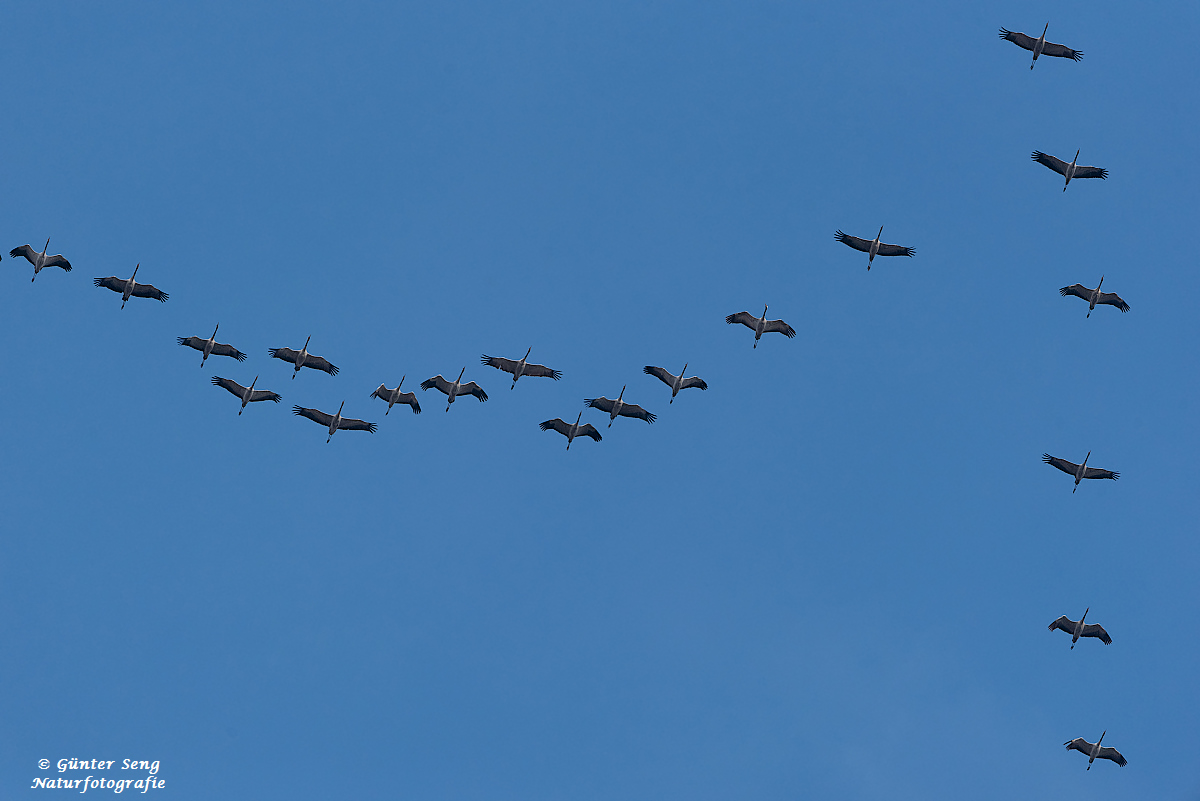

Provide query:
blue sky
left=2, top=1, right=1197, bottom=798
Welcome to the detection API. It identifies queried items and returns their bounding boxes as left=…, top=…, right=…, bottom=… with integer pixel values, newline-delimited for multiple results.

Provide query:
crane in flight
left=178, top=324, right=247, bottom=367
left=269, top=337, right=339, bottom=379
left=999, top=24, right=1083, bottom=69
left=725, top=305, right=796, bottom=348
left=421, top=368, right=488, bottom=412
left=11, top=238, right=72, bottom=282
left=1048, top=608, right=1112, bottom=649
left=211, top=376, right=281, bottom=415
left=1032, top=150, right=1107, bottom=192
left=293, top=402, right=377, bottom=442
left=1060, top=278, right=1129, bottom=318
left=835, top=227, right=914, bottom=270
left=1043, top=452, right=1119, bottom=492
left=539, top=412, right=602, bottom=450
left=1065, top=732, right=1127, bottom=770
left=643, top=364, right=707, bottom=404
left=94, top=264, right=168, bottom=308
left=370, top=376, right=421, bottom=414
left=481, top=348, right=561, bottom=389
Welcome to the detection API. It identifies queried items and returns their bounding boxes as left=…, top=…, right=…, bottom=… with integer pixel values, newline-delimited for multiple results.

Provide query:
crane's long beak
left=43, top=237, right=50, bottom=255
left=131, top=263, right=140, bottom=279
left=458, top=367, right=466, bottom=381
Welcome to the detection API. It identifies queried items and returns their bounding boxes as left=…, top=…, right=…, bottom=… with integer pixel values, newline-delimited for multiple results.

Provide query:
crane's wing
left=585, top=396, right=615, bottom=414
left=725, top=311, right=758, bottom=329
left=178, top=336, right=206, bottom=351
left=269, top=347, right=300, bottom=365
left=540, top=418, right=571, bottom=436
left=44, top=254, right=72, bottom=271
left=421, top=375, right=451, bottom=395
left=481, top=355, right=519, bottom=374
left=834, top=230, right=873, bottom=252
left=1042, top=41, right=1083, bottom=61
left=1032, top=151, right=1070, bottom=176
left=370, top=384, right=389, bottom=400
left=210, top=342, right=247, bottom=361
left=10, top=244, right=37, bottom=263
left=1080, top=623, right=1111, bottom=644
left=1082, top=466, right=1118, bottom=481
left=130, top=282, right=168, bottom=302
left=1047, top=615, right=1076, bottom=634
left=303, top=355, right=338, bottom=375
left=94, top=276, right=125, bottom=293
left=1096, top=292, right=1129, bottom=312
left=459, top=381, right=488, bottom=401
left=998, top=28, right=1037, bottom=52
left=764, top=319, right=797, bottom=338
left=1095, top=746, right=1126, bottom=766
left=643, top=366, right=676, bottom=386
left=1072, top=165, right=1107, bottom=180
left=1064, top=738, right=1094, bottom=755
left=617, top=403, right=656, bottom=424
left=398, top=392, right=421, bottom=413
left=337, top=417, right=377, bottom=433
left=522, top=362, right=561, bottom=379
left=681, top=376, right=708, bottom=391
left=578, top=423, right=603, bottom=441
left=1043, top=454, right=1079, bottom=475
left=877, top=242, right=915, bottom=257
left=211, top=376, right=247, bottom=398
left=293, top=406, right=334, bottom=427
left=248, top=389, right=281, bottom=403
left=1059, top=284, right=1091, bottom=301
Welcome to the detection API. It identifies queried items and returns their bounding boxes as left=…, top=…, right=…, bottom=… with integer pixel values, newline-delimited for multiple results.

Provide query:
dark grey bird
left=643, top=364, right=707, bottom=404
left=293, top=401, right=377, bottom=443
left=178, top=324, right=247, bottom=367
left=835, top=227, right=914, bottom=270
left=268, top=337, right=338, bottom=379
left=211, top=375, right=281, bottom=415
left=1060, top=277, right=1129, bottom=318
left=1043, top=452, right=1119, bottom=492
left=540, top=412, right=602, bottom=450
left=999, top=24, right=1083, bottom=69
left=726, top=305, right=796, bottom=349
left=421, top=368, right=488, bottom=412
left=1032, top=150, right=1108, bottom=191
left=585, top=386, right=656, bottom=427
left=94, top=264, right=168, bottom=308
left=1048, top=608, right=1112, bottom=650
left=370, top=376, right=421, bottom=415
left=481, top=348, right=562, bottom=389
left=11, top=238, right=71, bottom=282
left=1065, top=732, right=1127, bottom=770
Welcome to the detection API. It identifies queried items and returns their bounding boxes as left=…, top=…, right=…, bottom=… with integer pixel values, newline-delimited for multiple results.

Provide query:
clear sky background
left=2, top=1, right=1197, bottom=798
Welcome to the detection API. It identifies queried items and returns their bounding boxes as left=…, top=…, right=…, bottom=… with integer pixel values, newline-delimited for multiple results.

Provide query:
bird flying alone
left=11, top=239, right=72, bottom=282
left=293, top=402, right=377, bottom=443
left=481, top=348, right=562, bottom=389
left=94, top=264, right=168, bottom=308
left=540, top=412, right=602, bottom=450
left=1043, top=452, right=1119, bottom=492
left=1060, top=278, right=1129, bottom=318
left=268, top=337, right=338, bottom=379
left=370, top=376, right=421, bottom=415
left=835, top=227, right=914, bottom=270
left=999, top=24, right=1083, bottom=69
left=179, top=324, right=247, bottom=367
left=420, top=368, right=488, bottom=412
left=1032, top=150, right=1107, bottom=191
left=1048, top=608, right=1112, bottom=650
left=726, top=305, right=796, bottom=348
left=1065, top=733, right=1127, bottom=770
left=585, top=386, right=655, bottom=428
left=643, top=364, right=707, bottom=404
left=211, top=376, right=280, bottom=415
